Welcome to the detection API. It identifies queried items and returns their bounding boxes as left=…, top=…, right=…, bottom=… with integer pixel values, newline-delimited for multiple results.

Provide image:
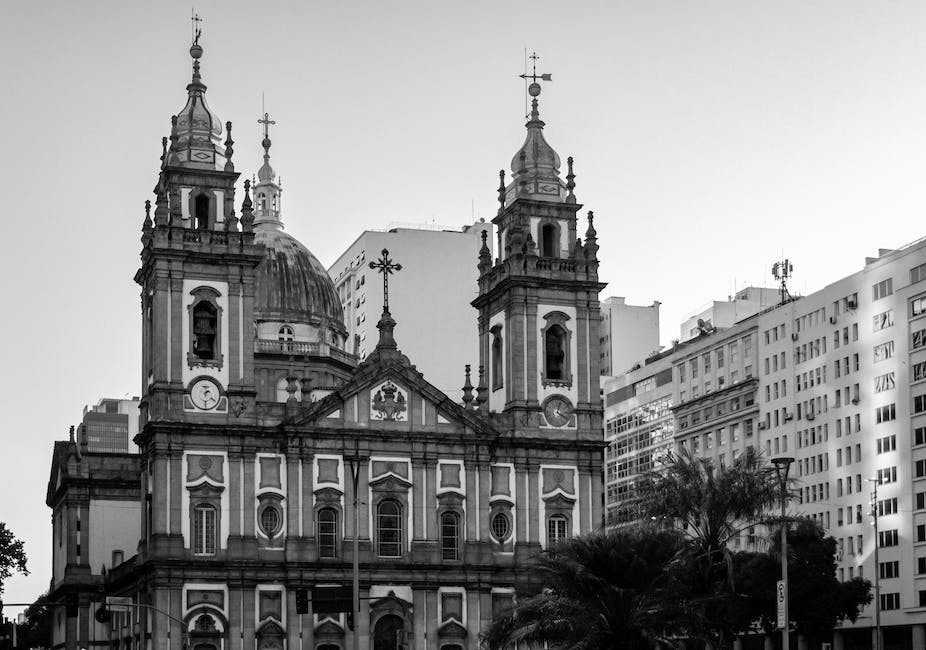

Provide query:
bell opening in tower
left=545, top=325, right=566, bottom=380
left=541, top=223, right=558, bottom=257
left=195, top=194, right=210, bottom=230
left=192, top=302, right=217, bottom=360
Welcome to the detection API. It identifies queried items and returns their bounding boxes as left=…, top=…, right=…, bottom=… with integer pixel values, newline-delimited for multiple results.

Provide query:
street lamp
left=771, top=456, right=794, bottom=650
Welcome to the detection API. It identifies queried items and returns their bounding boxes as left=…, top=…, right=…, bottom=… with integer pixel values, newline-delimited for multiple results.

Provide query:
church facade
left=47, top=36, right=605, bottom=650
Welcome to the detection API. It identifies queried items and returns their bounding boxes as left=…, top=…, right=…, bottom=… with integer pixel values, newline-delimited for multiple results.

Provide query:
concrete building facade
left=598, top=296, right=660, bottom=377
left=680, top=286, right=779, bottom=342
left=328, top=221, right=492, bottom=396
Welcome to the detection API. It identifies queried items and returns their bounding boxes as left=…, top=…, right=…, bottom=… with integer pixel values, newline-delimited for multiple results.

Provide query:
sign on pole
left=105, top=596, right=133, bottom=613
left=776, top=580, right=786, bottom=629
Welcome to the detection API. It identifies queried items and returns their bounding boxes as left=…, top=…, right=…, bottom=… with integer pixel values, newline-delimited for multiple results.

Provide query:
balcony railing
left=256, top=339, right=358, bottom=365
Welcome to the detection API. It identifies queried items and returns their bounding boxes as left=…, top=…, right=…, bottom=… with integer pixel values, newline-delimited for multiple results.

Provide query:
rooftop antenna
left=519, top=51, right=552, bottom=118
left=772, top=257, right=794, bottom=304
left=191, top=10, right=203, bottom=45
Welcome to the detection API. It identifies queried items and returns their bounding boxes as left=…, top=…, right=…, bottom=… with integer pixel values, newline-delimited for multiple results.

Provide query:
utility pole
left=772, top=456, right=794, bottom=650
left=868, top=478, right=882, bottom=650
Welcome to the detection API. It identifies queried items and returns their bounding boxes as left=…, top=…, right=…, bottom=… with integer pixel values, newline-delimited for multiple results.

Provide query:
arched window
left=377, top=500, right=402, bottom=558
left=194, top=194, right=210, bottom=230
left=547, top=514, right=568, bottom=547
left=193, top=504, right=217, bottom=555
left=491, top=325, right=503, bottom=391
left=278, top=325, right=295, bottom=342
left=440, top=512, right=460, bottom=560
left=258, top=192, right=267, bottom=211
left=545, top=324, right=566, bottom=380
left=540, top=222, right=558, bottom=257
left=192, top=302, right=218, bottom=360
left=317, top=508, right=338, bottom=558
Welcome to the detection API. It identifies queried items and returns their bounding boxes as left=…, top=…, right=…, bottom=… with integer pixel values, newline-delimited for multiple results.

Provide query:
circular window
left=259, top=504, right=282, bottom=538
left=491, top=512, right=511, bottom=541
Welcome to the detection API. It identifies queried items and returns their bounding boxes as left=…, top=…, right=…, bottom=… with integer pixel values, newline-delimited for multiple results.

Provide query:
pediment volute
left=369, top=474, right=412, bottom=492
left=188, top=481, right=225, bottom=497
left=543, top=492, right=575, bottom=509
left=314, top=619, right=344, bottom=636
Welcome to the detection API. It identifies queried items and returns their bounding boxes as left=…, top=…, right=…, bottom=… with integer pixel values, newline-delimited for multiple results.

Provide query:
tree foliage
left=634, top=446, right=780, bottom=647
left=481, top=527, right=692, bottom=650
left=17, top=592, right=53, bottom=649
left=733, top=519, right=872, bottom=642
left=0, top=522, right=28, bottom=597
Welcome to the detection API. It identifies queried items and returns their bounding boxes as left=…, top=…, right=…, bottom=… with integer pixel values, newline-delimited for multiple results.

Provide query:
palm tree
left=635, top=446, right=780, bottom=648
left=481, top=526, right=690, bottom=650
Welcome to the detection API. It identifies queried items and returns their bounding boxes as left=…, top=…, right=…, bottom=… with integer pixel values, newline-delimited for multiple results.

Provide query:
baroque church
left=46, top=33, right=605, bottom=650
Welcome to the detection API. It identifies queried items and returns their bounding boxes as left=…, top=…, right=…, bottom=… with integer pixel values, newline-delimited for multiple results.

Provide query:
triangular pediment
left=285, top=352, right=500, bottom=439
left=438, top=619, right=468, bottom=639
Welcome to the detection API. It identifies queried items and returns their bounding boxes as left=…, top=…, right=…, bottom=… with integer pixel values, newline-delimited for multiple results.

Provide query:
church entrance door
left=372, top=614, right=405, bottom=650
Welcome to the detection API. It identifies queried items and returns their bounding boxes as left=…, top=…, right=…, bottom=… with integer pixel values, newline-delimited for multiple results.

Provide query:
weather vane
left=191, top=11, right=203, bottom=46
left=519, top=51, right=552, bottom=116
left=369, top=249, right=402, bottom=313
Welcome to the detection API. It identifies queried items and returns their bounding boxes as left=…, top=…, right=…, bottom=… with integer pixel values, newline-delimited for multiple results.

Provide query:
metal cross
left=191, top=12, right=203, bottom=45
left=258, top=112, right=276, bottom=139
left=369, top=249, right=402, bottom=313
left=519, top=51, right=552, bottom=84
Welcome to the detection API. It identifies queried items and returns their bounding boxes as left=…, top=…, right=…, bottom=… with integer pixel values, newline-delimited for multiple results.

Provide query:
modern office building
left=679, top=286, right=779, bottom=342
left=598, top=296, right=661, bottom=377
left=328, top=221, right=492, bottom=396
left=604, top=237, right=926, bottom=648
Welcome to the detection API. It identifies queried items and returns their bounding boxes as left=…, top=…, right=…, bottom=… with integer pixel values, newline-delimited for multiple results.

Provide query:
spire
left=240, top=179, right=255, bottom=233
left=507, top=54, right=565, bottom=203
left=167, top=26, right=229, bottom=171
left=252, top=111, right=284, bottom=231
left=478, top=228, right=492, bottom=274
left=462, top=365, right=475, bottom=410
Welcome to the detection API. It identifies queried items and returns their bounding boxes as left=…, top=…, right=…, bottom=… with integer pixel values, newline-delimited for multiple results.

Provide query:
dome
left=253, top=228, right=345, bottom=333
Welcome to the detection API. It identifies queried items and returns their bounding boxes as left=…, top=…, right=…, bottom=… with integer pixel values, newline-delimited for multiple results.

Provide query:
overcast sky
left=1, top=0, right=925, bottom=613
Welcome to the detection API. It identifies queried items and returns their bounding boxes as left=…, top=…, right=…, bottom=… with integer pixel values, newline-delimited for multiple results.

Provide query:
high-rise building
left=328, top=221, right=492, bottom=395
left=604, top=237, right=926, bottom=648
left=47, top=35, right=604, bottom=650
left=598, top=296, right=660, bottom=377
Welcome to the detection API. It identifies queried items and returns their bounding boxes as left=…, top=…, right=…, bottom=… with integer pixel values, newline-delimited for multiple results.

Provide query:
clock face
left=543, top=395, right=574, bottom=427
left=190, top=378, right=221, bottom=410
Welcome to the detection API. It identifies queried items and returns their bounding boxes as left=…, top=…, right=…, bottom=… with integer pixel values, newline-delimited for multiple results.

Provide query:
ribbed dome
left=253, top=228, right=345, bottom=331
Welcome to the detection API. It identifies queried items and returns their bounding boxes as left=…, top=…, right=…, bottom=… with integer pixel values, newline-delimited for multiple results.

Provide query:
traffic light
left=295, top=589, right=309, bottom=615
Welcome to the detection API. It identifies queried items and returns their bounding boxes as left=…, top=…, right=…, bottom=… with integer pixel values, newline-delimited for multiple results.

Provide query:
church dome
left=253, top=228, right=345, bottom=331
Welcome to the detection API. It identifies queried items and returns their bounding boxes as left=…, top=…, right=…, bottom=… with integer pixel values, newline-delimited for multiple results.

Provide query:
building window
left=916, top=394, right=926, bottom=414
left=193, top=504, right=217, bottom=555
left=873, top=341, right=895, bottom=363
left=876, top=404, right=896, bottom=424
left=377, top=500, right=403, bottom=557
left=188, top=287, right=223, bottom=368
left=491, top=512, right=511, bottom=542
left=913, top=296, right=926, bottom=317
left=874, top=372, right=895, bottom=393
left=547, top=514, right=569, bottom=547
left=872, top=278, right=893, bottom=301
left=317, top=508, right=338, bottom=558
left=278, top=325, right=295, bottom=342
left=194, top=193, right=210, bottom=230
left=491, top=325, right=503, bottom=391
left=873, top=310, right=894, bottom=332
left=259, top=503, right=282, bottom=539
left=913, top=263, right=926, bottom=284
left=441, top=511, right=461, bottom=561
left=539, top=221, right=559, bottom=257
left=880, top=593, right=900, bottom=610
left=541, top=312, right=572, bottom=387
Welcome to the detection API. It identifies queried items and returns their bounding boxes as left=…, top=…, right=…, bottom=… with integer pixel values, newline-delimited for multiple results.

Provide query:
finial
left=497, top=169, right=506, bottom=214
left=478, top=228, right=492, bottom=274
left=190, top=11, right=203, bottom=55
left=142, top=200, right=153, bottom=243
left=224, top=120, right=234, bottom=171
left=369, top=249, right=403, bottom=314
left=258, top=111, right=276, bottom=150
left=462, top=365, right=474, bottom=410
left=566, top=156, right=576, bottom=203
left=154, top=174, right=169, bottom=227
left=69, top=425, right=75, bottom=442
left=160, top=136, right=168, bottom=166
left=168, top=116, right=180, bottom=165
left=240, top=179, right=254, bottom=232
left=475, top=365, right=489, bottom=411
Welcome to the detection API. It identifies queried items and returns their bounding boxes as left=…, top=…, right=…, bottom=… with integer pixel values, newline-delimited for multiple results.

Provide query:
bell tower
left=472, top=65, right=605, bottom=437
left=135, top=34, right=264, bottom=426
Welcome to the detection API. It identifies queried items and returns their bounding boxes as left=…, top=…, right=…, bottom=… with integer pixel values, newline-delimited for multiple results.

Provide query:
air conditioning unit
left=829, top=316, right=837, bottom=324
left=791, top=333, right=799, bottom=341
left=784, top=413, right=794, bottom=422
left=757, top=422, right=767, bottom=430
left=806, top=411, right=815, bottom=421
left=846, top=298, right=857, bottom=310
left=852, top=397, right=859, bottom=405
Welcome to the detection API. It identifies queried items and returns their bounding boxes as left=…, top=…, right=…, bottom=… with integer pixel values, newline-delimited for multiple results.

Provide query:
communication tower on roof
left=772, top=258, right=794, bottom=304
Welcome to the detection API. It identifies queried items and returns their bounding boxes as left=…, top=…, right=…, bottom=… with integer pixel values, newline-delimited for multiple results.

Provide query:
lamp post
left=771, top=456, right=794, bottom=650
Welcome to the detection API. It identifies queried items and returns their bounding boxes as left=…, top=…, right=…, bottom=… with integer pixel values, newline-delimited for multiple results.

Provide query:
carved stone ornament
left=370, top=380, right=407, bottom=421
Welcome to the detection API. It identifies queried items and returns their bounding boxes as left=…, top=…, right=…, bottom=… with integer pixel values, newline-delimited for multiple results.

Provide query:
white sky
left=1, top=0, right=925, bottom=613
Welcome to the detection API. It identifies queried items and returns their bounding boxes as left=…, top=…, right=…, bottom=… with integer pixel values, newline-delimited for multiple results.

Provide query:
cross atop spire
left=519, top=51, right=552, bottom=85
left=369, top=249, right=402, bottom=313
left=258, top=112, right=276, bottom=142
left=191, top=11, right=203, bottom=46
